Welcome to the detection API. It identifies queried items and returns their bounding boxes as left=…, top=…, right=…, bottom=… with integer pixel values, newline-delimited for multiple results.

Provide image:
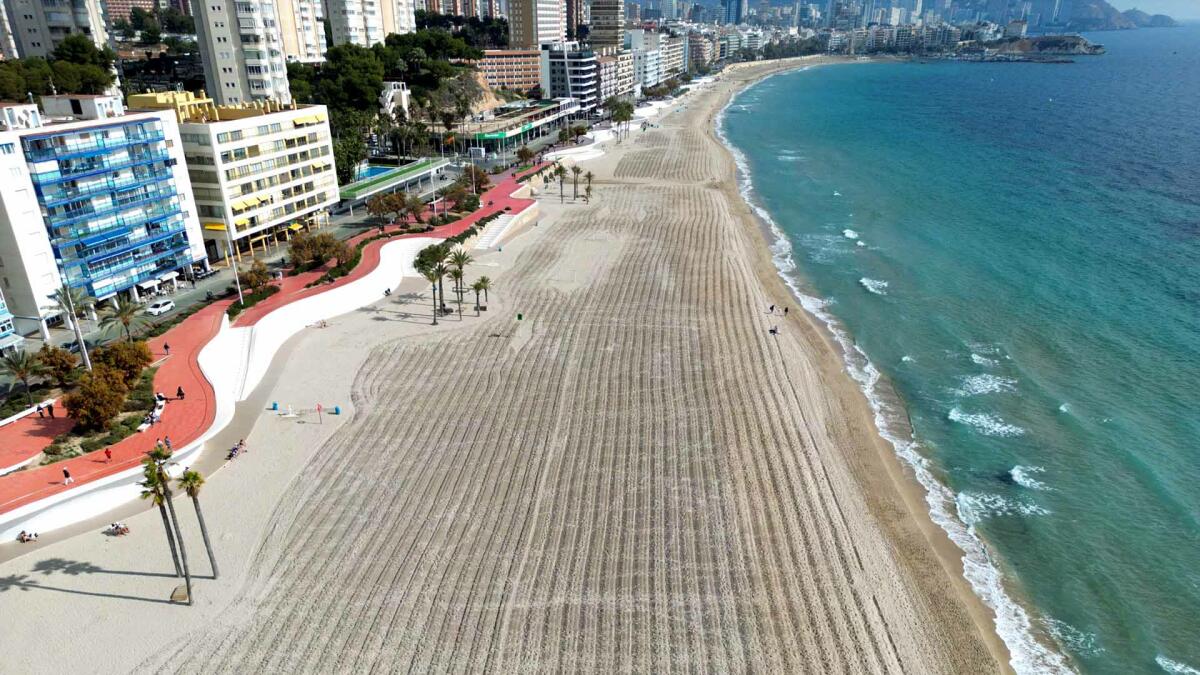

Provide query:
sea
left=719, top=26, right=1200, bottom=675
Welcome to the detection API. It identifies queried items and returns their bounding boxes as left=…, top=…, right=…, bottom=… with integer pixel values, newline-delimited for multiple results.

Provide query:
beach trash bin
left=334, top=406, right=341, bottom=415
left=272, top=401, right=278, bottom=411
left=517, top=313, right=523, bottom=321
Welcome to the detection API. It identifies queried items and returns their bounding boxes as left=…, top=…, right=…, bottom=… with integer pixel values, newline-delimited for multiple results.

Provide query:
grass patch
left=225, top=285, right=281, bottom=319
left=40, top=367, right=158, bottom=465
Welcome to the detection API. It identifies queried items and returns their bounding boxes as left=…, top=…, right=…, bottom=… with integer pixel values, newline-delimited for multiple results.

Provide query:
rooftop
left=127, top=90, right=312, bottom=124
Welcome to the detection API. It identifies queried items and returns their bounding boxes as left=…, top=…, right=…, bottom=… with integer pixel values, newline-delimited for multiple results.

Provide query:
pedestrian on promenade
left=156, top=438, right=165, bottom=452
left=62, top=468, right=73, bottom=485
left=164, top=343, right=170, bottom=355
left=177, top=386, right=186, bottom=400
left=47, top=402, right=55, bottom=418
left=784, top=307, right=789, bottom=316
left=36, top=403, right=44, bottom=418
left=104, top=448, right=112, bottom=463
left=165, top=436, right=172, bottom=451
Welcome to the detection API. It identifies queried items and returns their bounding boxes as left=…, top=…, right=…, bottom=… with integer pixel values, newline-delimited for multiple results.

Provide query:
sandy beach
left=0, top=56, right=1006, bottom=673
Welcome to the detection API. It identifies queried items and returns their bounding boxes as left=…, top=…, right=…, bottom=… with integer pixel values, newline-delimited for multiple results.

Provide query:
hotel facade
left=0, top=95, right=206, bottom=339
left=129, top=91, right=338, bottom=262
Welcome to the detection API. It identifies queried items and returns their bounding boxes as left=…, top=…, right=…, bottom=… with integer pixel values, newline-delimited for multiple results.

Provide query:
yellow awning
left=288, top=223, right=303, bottom=231
left=203, top=223, right=226, bottom=231
left=312, top=112, right=326, bottom=123
left=293, top=115, right=318, bottom=126
left=234, top=218, right=249, bottom=226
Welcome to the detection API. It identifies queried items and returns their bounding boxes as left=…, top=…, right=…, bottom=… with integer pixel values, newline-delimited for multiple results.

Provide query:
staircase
left=474, top=214, right=515, bottom=250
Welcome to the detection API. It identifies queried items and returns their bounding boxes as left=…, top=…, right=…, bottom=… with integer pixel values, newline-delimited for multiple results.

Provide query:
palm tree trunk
left=161, top=483, right=193, bottom=604
left=190, top=495, right=219, bottom=579
left=431, top=286, right=438, bottom=325
left=157, top=503, right=183, bottom=577
left=475, top=290, right=480, bottom=316
left=22, top=379, right=32, bottom=407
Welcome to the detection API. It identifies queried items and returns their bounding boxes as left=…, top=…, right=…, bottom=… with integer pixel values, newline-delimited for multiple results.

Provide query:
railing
left=23, top=131, right=166, bottom=162
left=40, top=172, right=173, bottom=209
left=30, top=150, right=170, bottom=185
left=47, top=187, right=177, bottom=229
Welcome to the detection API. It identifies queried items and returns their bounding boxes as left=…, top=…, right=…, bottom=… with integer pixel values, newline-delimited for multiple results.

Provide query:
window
left=0, top=143, right=13, bottom=155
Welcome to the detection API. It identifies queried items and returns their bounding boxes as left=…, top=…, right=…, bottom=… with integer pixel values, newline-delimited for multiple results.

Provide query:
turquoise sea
left=720, top=27, right=1200, bottom=675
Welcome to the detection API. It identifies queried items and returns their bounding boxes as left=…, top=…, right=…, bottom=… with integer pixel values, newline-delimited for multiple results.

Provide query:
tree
left=557, top=128, right=570, bottom=146
left=571, top=165, right=582, bottom=200
left=585, top=170, right=594, bottom=191
left=177, top=470, right=218, bottom=579
left=140, top=461, right=183, bottom=579
left=92, top=340, right=152, bottom=387
left=147, top=448, right=192, bottom=605
left=471, top=279, right=484, bottom=315
left=47, top=284, right=95, bottom=328
left=585, top=184, right=593, bottom=203
left=432, top=262, right=449, bottom=313
left=101, top=297, right=145, bottom=340
left=459, top=163, right=490, bottom=192
left=421, top=269, right=440, bottom=325
left=449, top=268, right=464, bottom=318
left=52, top=34, right=115, bottom=70
left=571, top=124, right=588, bottom=143
left=366, top=193, right=390, bottom=226
left=449, top=248, right=473, bottom=298
left=334, top=134, right=367, bottom=185
left=516, top=145, right=534, bottom=166
left=1, top=351, right=45, bottom=407
left=289, top=231, right=352, bottom=269
left=37, top=344, right=77, bottom=388
left=403, top=192, right=426, bottom=224
left=140, top=25, right=162, bottom=46
left=476, top=276, right=491, bottom=304
left=63, top=365, right=127, bottom=430
left=239, top=260, right=272, bottom=293
left=555, top=164, right=566, bottom=203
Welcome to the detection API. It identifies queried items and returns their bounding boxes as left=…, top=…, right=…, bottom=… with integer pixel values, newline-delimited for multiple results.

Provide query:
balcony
left=40, top=172, right=173, bottom=209
left=31, top=150, right=170, bottom=186
left=23, top=130, right=166, bottom=162
left=48, top=187, right=179, bottom=231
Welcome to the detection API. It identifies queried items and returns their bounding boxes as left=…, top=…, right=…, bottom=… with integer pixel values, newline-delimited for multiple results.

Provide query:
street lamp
left=225, top=237, right=244, bottom=306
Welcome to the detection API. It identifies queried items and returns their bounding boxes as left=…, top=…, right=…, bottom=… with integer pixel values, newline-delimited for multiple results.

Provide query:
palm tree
left=140, top=463, right=183, bottom=579
left=471, top=279, right=484, bottom=316
left=449, top=248, right=473, bottom=293
left=48, top=284, right=95, bottom=371
left=177, top=470, right=218, bottom=579
left=449, top=268, right=464, bottom=318
left=147, top=449, right=192, bottom=605
left=477, top=276, right=491, bottom=305
left=571, top=165, right=582, bottom=200
left=585, top=170, right=594, bottom=191
left=421, top=269, right=440, bottom=325
left=555, top=165, right=566, bottom=203
left=101, top=297, right=144, bottom=341
left=432, top=262, right=449, bottom=314
left=1, top=351, right=45, bottom=407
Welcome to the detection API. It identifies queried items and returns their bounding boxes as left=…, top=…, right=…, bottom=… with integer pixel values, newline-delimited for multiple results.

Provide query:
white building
left=380, top=81, right=411, bottom=119
left=539, top=41, right=598, bottom=113
left=129, top=91, right=338, bottom=262
left=325, top=0, right=416, bottom=48
left=0, top=95, right=206, bottom=339
left=508, top=0, right=565, bottom=49
left=3, top=0, right=109, bottom=58
left=632, top=48, right=661, bottom=89
left=596, top=48, right=635, bottom=103
left=194, top=0, right=292, bottom=105
left=277, top=0, right=328, bottom=63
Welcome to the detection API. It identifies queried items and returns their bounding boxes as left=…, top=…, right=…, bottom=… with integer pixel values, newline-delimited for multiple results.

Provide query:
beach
left=0, top=56, right=1005, bottom=673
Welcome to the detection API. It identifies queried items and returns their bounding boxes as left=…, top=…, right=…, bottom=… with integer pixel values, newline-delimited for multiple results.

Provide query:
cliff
left=1066, top=0, right=1137, bottom=31
left=1121, top=8, right=1180, bottom=27
left=992, top=35, right=1107, bottom=55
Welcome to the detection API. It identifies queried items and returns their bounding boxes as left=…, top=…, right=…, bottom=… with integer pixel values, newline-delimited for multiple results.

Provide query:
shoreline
left=700, top=56, right=1017, bottom=667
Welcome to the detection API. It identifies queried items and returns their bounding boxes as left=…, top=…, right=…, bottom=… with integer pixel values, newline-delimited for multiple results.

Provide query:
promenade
left=0, top=169, right=538, bottom=531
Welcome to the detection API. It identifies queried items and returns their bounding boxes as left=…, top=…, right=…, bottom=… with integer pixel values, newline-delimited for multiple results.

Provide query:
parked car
left=146, top=299, right=176, bottom=316
left=62, top=339, right=96, bottom=354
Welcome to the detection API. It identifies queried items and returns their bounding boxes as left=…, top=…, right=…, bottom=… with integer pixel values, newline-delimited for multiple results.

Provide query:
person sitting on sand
left=17, top=530, right=37, bottom=543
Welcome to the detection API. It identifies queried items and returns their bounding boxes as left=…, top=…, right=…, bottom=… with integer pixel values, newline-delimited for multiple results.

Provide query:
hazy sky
left=1107, top=0, right=1200, bottom=19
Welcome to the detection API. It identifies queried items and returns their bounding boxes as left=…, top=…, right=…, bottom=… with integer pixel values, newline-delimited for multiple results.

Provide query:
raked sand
left=0, top=57, right=1007, bottom=673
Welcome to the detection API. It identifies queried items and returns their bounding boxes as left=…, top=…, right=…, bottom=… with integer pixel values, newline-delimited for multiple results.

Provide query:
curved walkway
left=0, top=168, right=540, bottom=524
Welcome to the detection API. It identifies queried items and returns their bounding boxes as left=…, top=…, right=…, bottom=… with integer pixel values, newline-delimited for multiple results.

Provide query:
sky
left=1106, top=0, right=1200, bottom=19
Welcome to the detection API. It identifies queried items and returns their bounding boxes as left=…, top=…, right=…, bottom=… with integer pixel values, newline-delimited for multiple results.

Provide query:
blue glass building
left=22, top=116, right=196, bottom=300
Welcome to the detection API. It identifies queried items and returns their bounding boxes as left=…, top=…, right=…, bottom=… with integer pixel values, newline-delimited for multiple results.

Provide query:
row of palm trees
left=141, top=449, right=218, bottom=605
left=551, top=164, right=595, bottom=204
left=418, top=247, right=492, bottom=326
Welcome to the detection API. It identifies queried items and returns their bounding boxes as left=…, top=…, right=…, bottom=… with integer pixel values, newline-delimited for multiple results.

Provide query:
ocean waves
left=859, top=278, right=889, bottom=295
left=948, top=407, right=1026, bottom=437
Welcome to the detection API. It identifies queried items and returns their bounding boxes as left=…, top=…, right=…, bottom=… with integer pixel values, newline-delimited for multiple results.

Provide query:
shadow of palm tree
left=0, top=572, right=177, bottom=605
left=31, top=557, right=211, bottom=580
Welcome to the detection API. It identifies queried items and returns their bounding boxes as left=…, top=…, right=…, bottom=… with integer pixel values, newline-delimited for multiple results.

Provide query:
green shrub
left=226, top=284, right=281, bottom=318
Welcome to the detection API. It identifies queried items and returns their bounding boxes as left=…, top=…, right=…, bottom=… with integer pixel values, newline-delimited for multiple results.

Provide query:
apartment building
left=276, top=0, right=326, bottom=62
left=539, top=41, right=598, bottom=113
left=0, top=95, right=206, bottom=339
left=129, top=91, right=338, bottom=262
left=325, top=0, right=415, bottom=48
left=4, top=0, right=110, bottom=58
left=508, top=0, right=564, bottom=49
left=478, top=49, right=541, bottom=94
left=0, top=288, right=21, bottom=353
left=194, top=0, right=291, bottom=105
left=105, top=0, right=158, bottom=21
left=660, top=35, right=685, bottom=79
left=687, top=30, right=717, bottom=71
left=596, top=47, right=634, bottom=103
left=590, top=0, right=624, bottom=48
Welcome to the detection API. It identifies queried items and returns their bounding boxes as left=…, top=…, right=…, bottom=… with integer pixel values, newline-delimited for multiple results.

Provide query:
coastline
left=703, top=56, right=1018, bottom=671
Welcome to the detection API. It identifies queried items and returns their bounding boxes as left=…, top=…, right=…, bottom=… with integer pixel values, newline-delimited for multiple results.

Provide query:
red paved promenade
left=0, top=169, right=537, bottom=519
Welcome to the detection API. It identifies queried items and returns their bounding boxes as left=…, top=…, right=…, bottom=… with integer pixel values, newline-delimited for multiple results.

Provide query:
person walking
left=164, top=436, right=172, bottom=451
left=62, top=467, right=73, bottom=485
left=36, top=403, right=44, bottom=418
left=163, top=343, right=171, bottom=356
left=104, top=448, right=112, bottom=463
left=784, top=307, right=789, bottom=316
left=177, top=386, right=185, bottom=400
left=47, top=402, right=55, bottom=418
left=768, top=304, right=775, bottom=314
left=156, top=438, right=165, bottom=452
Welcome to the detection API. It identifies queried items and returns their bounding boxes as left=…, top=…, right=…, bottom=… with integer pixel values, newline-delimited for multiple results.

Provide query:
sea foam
left=949, top=407, right=1026, bottom=437
left=956, top=491, right=1050, bottom=526
left=1157, top=656, right=1200, bottom=675
left=859, top=278, right=889, bottom=295
left=1011, top=465, right=1049, bottom=490
left=955, top=374, right=1017, bottom=397
left=717, top=75, right=1073, bottom=675
left=842, top=229, right=859, bottom=239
